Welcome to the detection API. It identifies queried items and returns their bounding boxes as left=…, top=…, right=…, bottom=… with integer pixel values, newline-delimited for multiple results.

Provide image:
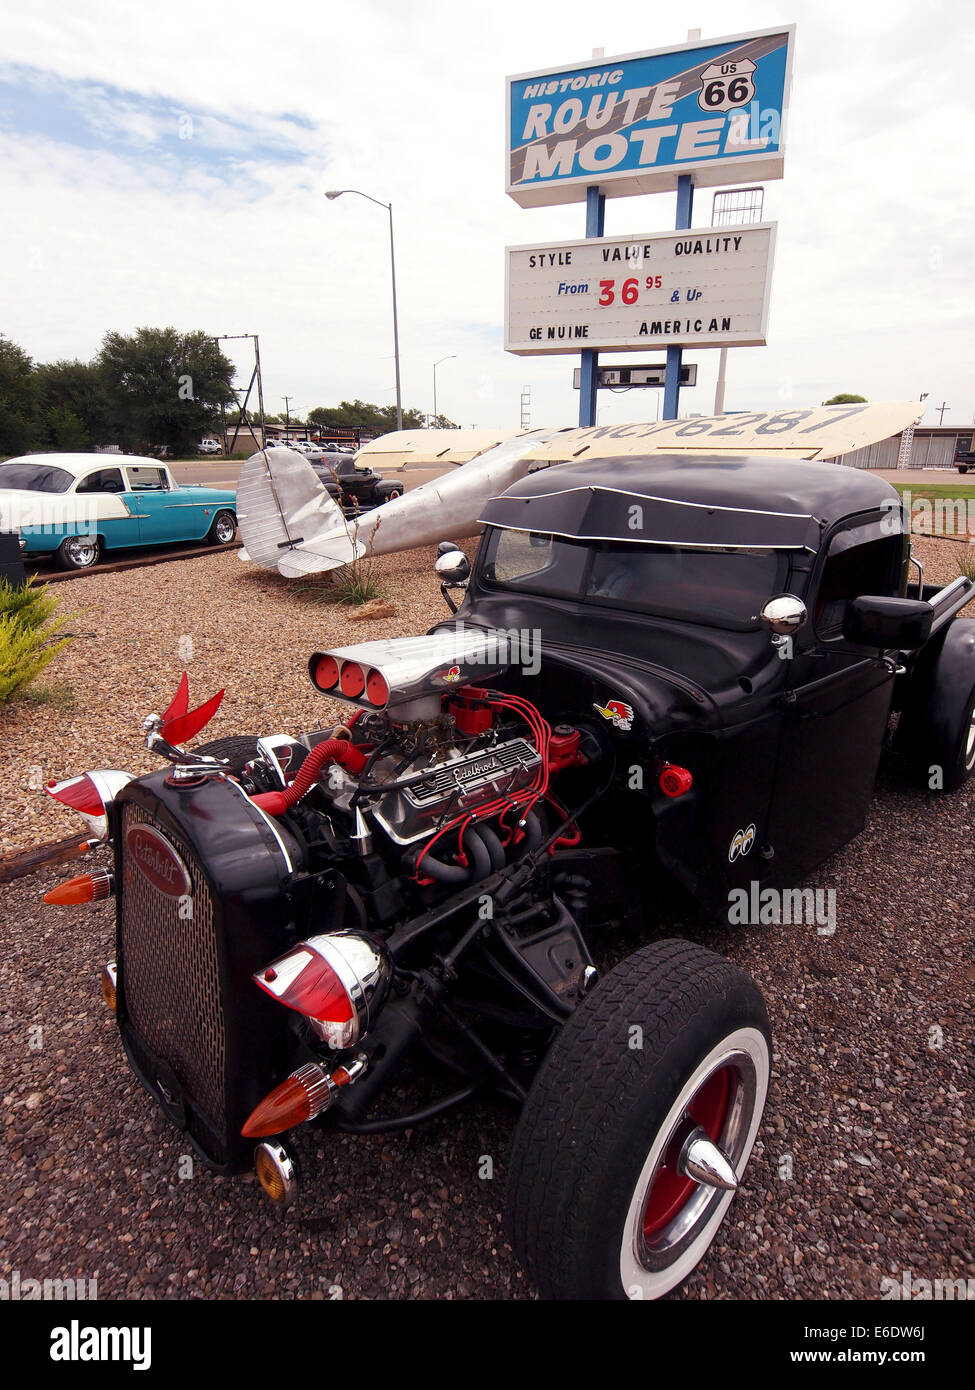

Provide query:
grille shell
left=120, top=802, right=228, bottom=1141
left=114, top=773, right=304, bottom=1171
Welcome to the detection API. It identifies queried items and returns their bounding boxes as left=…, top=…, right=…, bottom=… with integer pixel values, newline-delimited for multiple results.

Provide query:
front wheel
left=207, top=510, right=237, bottom=546
left=56, top=535, right=102, bottom=570
left=194, top=737, right=261, bottom=771
left=505, top=939, right=771, bottom=1300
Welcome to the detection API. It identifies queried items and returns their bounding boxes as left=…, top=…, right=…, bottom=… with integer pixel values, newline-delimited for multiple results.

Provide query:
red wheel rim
left=641, top=1065, right=733, bottom=1240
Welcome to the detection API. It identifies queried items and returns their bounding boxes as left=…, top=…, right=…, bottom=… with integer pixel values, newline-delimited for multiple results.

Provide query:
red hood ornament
left=144, top=672, right=225, bottom=751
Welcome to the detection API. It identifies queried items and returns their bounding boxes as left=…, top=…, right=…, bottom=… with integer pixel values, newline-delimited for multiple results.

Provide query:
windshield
left=481, top=528, right=791, bottom=629
left=0, top=462, right=74, bottom=493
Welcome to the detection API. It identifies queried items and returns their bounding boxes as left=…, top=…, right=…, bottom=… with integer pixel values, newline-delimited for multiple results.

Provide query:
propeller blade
left=161, top=688, right=225, bottom=745
left=160, top=672, right=190, bottom=726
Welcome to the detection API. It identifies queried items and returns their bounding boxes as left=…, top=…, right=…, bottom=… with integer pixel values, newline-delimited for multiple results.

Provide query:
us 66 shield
left=699, top=60, right=757, bottom=112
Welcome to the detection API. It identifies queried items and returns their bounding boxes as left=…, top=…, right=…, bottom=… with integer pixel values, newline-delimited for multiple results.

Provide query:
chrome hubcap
left=619, top=1026, right=770, bottom=1300
left=215, top=516, right=235, bottom=542
left=68, top=539, right=96, bottom=565
left=678, top=1128, right=739, bottom=1191
left=965, top=707, right=975, bottom=770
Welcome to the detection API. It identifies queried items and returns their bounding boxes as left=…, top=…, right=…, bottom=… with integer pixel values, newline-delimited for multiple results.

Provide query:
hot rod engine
left=46, top=634, right=612, bottom=1177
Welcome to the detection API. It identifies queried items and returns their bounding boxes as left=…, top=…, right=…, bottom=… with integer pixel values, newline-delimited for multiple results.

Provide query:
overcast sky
left=0, top=0, right=972, bottom=432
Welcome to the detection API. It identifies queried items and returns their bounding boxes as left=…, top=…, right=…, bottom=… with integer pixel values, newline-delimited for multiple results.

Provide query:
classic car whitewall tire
left=505, top=939, right=771, bottom=1300
left=56, top=535, right=102, bottom=570
left=207, top=510, right=238, bottom=546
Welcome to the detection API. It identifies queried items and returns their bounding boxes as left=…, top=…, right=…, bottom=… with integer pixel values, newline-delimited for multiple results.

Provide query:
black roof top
left=480, top=454, right=901, bottom=551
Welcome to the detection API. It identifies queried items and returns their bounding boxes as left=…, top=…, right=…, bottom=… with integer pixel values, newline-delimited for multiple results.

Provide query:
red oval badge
left=125, top=825, right=192, bottom=898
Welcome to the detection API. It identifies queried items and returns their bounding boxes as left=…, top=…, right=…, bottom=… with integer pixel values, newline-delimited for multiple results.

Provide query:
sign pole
left=578, top=185, right=606, bottom=427
left=663, top=173, right=694, bottom=420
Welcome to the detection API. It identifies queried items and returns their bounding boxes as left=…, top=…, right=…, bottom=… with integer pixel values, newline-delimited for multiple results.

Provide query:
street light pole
left=325, top=188, right=403, bottom=432
left=432, top=355, right=456, bottom=424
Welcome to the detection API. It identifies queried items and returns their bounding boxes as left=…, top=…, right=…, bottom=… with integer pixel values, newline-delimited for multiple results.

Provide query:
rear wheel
left=56, top=535, right=102, bottom=571
left=898, top=668, right=975, bottom=793
left=505, top=939, right=771, bottom=1300
left=207, top=510, right=237, bottom=546
left=926, top=684, right=975, bottom=790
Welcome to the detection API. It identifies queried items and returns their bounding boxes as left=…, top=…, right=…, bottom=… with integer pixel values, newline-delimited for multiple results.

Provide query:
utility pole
left=282, top=396, right=293, bottom=434
left=325, top=190, right=403, bottom=431
left=937, top=401, right=949, bottom=425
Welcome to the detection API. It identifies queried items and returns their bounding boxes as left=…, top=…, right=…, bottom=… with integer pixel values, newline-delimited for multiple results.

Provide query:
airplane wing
left=355, top=428, right=526, bottom=470
left=522, top=402, right=923, bottom=465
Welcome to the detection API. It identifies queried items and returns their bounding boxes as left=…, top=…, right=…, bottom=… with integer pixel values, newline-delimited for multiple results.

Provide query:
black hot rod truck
left=44, top=454, right=975, bottom=1300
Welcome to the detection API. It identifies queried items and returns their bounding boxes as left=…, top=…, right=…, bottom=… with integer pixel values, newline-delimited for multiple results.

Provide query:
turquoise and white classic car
left=0, top=453, right=238, bottom=570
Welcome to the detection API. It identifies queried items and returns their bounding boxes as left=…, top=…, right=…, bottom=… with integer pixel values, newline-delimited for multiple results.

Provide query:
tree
left=97, top=327, right=236, bottom=452
left=0, top=334, right=41, bottom=456
left=308, top=399, right=445, bottom=435
left=34, top=359, right=114, bottom=448
left=824, top=393, right=867, bottom=405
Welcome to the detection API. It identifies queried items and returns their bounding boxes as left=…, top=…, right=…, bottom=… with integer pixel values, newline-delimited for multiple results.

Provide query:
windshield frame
left=478, top=526, right=795, bottom=632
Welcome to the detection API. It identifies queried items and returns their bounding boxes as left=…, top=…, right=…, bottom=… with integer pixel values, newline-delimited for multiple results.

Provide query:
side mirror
left=842, top=595, right=933, bottom=651
left=759, top=594, right=808, bottom=636
left=434, top=550, right=471, bottom=584
left=435, top=549, right=471, bottom=614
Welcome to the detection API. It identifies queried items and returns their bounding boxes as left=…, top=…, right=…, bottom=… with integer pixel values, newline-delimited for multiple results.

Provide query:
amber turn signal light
left=242, top=1072, right=316, bottom=1137
left=43, top=869, right=114, bottom=905
left=242, top=1061, right=356, bottom=1138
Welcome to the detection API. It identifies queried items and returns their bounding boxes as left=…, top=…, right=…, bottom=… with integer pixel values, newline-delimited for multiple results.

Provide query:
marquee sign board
left=505, top=224, right=776, bottom=355
left=506, top=27, right=793, bottom=208
left=571, top=363, right=698, bottom=388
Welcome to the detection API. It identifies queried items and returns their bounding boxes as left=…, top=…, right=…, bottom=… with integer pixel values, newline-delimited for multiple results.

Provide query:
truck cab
left=436, top=454, right=974, bottom=912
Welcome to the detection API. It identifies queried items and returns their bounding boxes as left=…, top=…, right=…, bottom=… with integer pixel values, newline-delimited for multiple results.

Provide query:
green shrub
left=0, top=579, right=72, bottom=705
left=291, top=561, right=385, bottom=606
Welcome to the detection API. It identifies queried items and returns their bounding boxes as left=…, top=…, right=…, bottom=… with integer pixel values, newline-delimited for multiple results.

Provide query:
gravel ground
left=0, top=535, right=972, bottom=1301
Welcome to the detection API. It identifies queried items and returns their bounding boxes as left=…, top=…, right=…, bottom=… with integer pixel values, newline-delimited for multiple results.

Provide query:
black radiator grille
left=118, top=802, right=227, bottom=1136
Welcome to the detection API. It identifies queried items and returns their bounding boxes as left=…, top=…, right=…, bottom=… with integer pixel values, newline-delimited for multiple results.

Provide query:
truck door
left=766, top=520, right=905, bottom=882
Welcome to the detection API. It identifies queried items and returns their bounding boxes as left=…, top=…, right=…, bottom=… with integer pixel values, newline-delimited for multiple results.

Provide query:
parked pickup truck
left=43, top=453, right=974, bottom=1299
left=0, top=453, right=238, bottom=570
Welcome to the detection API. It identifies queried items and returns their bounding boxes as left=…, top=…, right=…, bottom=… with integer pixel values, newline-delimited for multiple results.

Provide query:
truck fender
left=895, top=617, right=975, bottom=785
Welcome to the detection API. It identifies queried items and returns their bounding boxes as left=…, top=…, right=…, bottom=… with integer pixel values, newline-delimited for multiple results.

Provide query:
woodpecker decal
left=593, top=699, right=634, bottom=731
